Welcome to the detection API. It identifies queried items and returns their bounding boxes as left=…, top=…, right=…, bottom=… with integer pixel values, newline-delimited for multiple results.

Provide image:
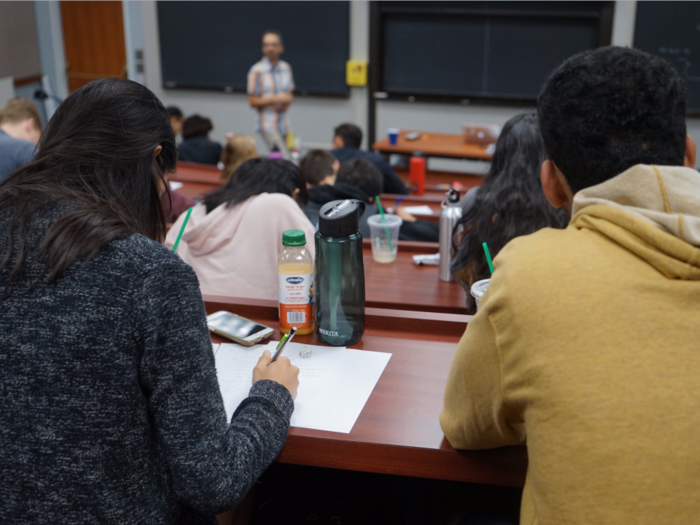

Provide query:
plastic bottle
left=278, top=229, right=315, bottom=335
left=439, top=188, right=462, bottom=282
left=409, top=155, right=426, bottom=195
left=315, top=199, right=366, bottom=346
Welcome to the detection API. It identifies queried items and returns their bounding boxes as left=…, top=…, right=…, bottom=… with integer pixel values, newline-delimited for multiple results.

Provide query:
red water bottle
left=409, top=156, right=426, bottom=196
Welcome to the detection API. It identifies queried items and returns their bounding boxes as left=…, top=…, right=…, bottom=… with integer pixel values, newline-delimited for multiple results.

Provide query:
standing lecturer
left=248, top=31, right=294, bottom=159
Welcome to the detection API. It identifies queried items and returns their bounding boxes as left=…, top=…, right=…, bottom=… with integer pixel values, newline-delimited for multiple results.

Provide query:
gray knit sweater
left=0, top=209, right=294, bottom=524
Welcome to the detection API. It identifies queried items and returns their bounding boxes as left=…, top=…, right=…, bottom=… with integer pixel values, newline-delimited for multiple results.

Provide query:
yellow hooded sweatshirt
left=441, top=165, right=700, bottom=525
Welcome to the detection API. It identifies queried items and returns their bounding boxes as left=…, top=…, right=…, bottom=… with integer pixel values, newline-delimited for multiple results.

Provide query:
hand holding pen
left=253, top=327, right=300, bottom=399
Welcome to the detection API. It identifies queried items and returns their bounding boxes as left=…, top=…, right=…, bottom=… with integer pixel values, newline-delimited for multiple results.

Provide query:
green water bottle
left=315, top=199, right=366, bottom=346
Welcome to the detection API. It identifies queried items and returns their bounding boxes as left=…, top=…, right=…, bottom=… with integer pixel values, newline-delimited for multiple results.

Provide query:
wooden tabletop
left=373, top=131, right=494, bottom=161
left=363, top=240, right=467, bottom=314
left=203, top=297, right=527, bottom=486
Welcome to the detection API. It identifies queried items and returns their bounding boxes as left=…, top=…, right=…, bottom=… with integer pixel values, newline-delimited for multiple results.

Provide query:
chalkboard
left=377, top=2, right=611, bottom=102
left=634, top=2, right=700, bottom=114
left=157, top=2, right=349, bottom=97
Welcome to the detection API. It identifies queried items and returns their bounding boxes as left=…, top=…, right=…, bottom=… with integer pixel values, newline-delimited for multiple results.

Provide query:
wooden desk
left=170, top=161, right=225, bottom=200
left=203, top=297, right=527, bottom=486
left=363, top=240, right=466, bottom=314
left=373, top=131, right=493, bottom=161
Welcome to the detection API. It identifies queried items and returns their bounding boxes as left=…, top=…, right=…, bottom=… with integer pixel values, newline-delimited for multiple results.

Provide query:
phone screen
left=208, top=313, right=269, bottom=339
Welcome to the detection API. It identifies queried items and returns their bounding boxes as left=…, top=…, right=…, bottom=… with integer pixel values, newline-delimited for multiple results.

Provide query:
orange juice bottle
left=278, top=230, right=314, bottom=335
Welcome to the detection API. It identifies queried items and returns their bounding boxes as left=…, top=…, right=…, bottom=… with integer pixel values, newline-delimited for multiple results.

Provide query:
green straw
left=482, top=242, right=495, bottom=275
left=374, top=195, right=395, bottom=253
left=172, top=207, right=193, bottom=253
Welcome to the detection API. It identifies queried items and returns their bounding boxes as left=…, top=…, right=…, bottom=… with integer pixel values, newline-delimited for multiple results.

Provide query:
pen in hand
left=269, top=327, right=297, bottom=365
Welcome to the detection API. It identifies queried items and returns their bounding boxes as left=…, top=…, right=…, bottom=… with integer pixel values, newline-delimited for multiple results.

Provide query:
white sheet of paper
left=214, top=341, right=391, bottom=433
left=402, top=205, right=434, bottom=216
left=169, top=181, right=183, bottom=191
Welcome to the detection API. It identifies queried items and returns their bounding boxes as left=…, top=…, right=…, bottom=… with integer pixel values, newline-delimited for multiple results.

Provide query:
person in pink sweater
left=165, top=158, right=315, bottom=300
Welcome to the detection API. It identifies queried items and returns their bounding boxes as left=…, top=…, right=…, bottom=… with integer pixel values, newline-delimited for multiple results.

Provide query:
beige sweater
left=441, top=165, right=700, bottom=524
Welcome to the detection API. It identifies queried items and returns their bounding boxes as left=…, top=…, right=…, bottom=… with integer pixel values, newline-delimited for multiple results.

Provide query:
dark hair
left=538, top=46, right=687, bottom=194
left=203, top=158, right=307, bottom=214
left=336, top=159, right=382, bottom=199
left=166, top=106, right=183, bottom=119
left=262, top=30, right=283, bottom=45
left=451, top=113, right=569, bottom=312
left=0, top=78, right=176, bottom=286
left=182, top=115, right=213, bottom=140
left=300, top=149, right=336, bottom=186
left=334, top=123, right=362, bottom=149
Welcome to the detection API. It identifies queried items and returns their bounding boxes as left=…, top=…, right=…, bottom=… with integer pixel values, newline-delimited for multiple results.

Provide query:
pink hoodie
left=165, top=193, right=316, bottom=301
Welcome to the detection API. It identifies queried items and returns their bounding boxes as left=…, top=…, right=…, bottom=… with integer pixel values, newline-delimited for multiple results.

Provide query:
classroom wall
left=133, top=0, right=699, bottom=169
left=138, top=0, right=370, bottom=152
left=0, top=2, right=41, bottom=80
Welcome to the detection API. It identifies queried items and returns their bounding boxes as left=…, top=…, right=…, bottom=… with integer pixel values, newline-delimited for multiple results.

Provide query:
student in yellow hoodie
left=441, top=46, right=699, bottom=525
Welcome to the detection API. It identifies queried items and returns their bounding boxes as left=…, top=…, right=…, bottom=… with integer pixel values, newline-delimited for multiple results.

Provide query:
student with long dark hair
left=165, top=158, right=315, bottom=301
left=451, top=113, right=569, bottom=312
left=0, top=78, right=299, bottom=523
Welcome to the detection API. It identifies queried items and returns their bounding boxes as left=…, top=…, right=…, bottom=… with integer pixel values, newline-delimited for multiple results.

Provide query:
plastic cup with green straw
left=172, top=207, right=193, bottom=253
left=374, top=195, right=395, bottom=253
left=482, top=242, right=495, bottom=274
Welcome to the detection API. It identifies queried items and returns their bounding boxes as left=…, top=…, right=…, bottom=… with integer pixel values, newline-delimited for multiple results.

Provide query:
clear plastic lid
left=470, top=278, right=491, bottom=299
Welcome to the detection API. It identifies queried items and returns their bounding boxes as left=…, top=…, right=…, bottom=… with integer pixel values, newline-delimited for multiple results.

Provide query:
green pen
left=270, top=327, right=297, bottom=364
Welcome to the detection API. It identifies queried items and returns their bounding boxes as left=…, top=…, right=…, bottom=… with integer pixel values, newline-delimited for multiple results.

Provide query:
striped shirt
left=247, top=57, right=294, bottom=135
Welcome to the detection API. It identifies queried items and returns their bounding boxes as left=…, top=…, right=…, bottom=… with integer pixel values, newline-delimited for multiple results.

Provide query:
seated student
left=0, top=98, right=42, bottom=181
left=299, top=148, right=339, bottom=187
left=441, top=46, right=700, bottom=525
left=178, top=114, right=223, bottom=166
left=165, top=158, right=315, bottom=301
left=304, top=157, right=439, bottom=243
left=221, top=133, right=258, bottom=180
left=451, top=113, right=569, bottom=313
left=302, top=155, right=375, bottom=230
left=0, top=78, right=299, bottom=523
left=331, top=123, right=409, bottom=195
left=166, top=105, right=185, bottom=139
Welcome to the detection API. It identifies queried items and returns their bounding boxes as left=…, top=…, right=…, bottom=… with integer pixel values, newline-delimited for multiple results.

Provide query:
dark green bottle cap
left=282, top=229, right=306, bottom=246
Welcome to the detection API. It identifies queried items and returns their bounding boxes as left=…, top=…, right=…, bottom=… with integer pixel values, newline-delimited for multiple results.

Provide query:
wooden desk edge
left=279, top=435, right=527, bottom=487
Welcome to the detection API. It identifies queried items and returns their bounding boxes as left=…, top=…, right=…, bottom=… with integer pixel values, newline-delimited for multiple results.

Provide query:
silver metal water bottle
left=439, top=188, right=463, bottom=282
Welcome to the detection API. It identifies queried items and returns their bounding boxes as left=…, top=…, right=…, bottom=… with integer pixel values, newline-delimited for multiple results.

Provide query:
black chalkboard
left=157, top=1, right=349, bottom=97
left=377, top=2, right=611, bottom=102
left=634, top=2, right=700, bottom=114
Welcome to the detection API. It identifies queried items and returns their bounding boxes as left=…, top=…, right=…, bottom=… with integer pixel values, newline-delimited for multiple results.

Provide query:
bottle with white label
left=278, top=229, right=314, bottom=335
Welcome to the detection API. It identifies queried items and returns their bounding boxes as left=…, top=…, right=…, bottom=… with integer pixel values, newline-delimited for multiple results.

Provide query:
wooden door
left=60, top=1, right=126, bottom=93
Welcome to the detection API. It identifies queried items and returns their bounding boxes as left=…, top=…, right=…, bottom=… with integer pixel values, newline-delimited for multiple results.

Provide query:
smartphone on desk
left=206, top=311, right=274, bottom=346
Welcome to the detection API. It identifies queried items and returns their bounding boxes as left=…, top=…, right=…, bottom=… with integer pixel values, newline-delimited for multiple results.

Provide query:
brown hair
left=0, top=98, right=43, bottom=132
left=220, top=134, right=258, bottom=180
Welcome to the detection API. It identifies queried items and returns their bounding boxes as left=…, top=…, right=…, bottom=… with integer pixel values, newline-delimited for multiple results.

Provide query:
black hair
left=182, top=115, right=213, bottom=140
left=262, top=30, right=283, bottom=45
left=336, top=159, right=382, bottom=199
left=166, top=106, right=183, bottom=119
left=334, top=123, right=363, bottom=149
left=451, top=113, right=569, bottom=312
left=300, top=149, right=336, bottom=186
left=0, top=78, right=176, bottom=286
left=203, top=158, right=307, bottom=214
left=538, top=46, right=688, bottom=194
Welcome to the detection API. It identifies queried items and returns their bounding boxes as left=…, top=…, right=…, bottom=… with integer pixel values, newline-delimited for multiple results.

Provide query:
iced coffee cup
left=367, top=214, right=402, bottom=263
left=470, top=279, right=490, bottom=310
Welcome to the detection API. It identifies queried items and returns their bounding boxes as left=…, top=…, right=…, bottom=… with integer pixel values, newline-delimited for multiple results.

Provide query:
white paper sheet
left=169, top=181, right=183, bottom=191
left=214, top=341, right=391, bottom=433
left=403, top=205, right=434, bottom=216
